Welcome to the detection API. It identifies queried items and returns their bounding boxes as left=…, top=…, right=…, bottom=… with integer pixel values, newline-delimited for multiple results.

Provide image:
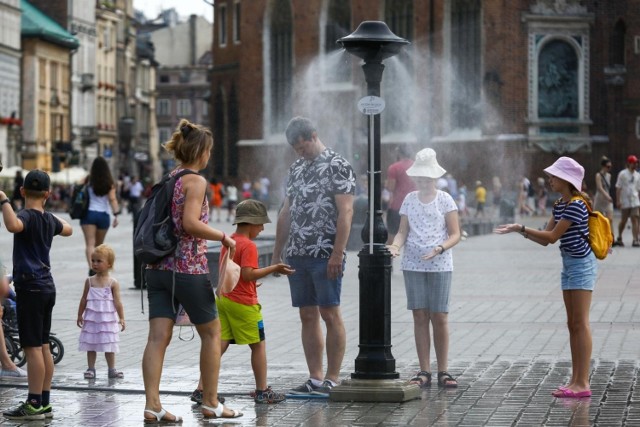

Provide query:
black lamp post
left=339, top=22, right=409, bottom=380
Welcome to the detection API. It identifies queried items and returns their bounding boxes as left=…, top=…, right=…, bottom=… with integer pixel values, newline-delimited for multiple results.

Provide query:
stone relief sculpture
left=538, top=40, right=578, bottom=118
left=531, top=0, right=588, bottom=15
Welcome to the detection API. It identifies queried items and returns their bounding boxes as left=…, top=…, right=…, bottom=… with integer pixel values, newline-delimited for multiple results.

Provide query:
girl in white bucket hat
left=495, top=156, right=596, bottom=399
left=387, top=148, right=461, bottom=388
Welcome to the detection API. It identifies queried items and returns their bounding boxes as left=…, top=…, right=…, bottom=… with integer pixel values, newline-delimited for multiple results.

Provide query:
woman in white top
left=387, top=148, right=461, bottom=389
left=80, top=157, right=120, bottom=271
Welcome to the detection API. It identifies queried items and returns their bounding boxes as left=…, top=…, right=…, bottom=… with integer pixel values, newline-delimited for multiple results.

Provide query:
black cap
left=24, top=169, right=50, bottom=191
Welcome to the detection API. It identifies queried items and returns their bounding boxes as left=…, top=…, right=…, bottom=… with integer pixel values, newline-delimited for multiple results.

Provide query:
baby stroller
left=2, top=285, right=64, bottom=367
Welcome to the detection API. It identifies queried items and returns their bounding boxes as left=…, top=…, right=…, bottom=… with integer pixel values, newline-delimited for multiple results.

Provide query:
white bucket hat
left=543, top=156, right=584, bottom=191
left=406, top=148, right=446, bottom=178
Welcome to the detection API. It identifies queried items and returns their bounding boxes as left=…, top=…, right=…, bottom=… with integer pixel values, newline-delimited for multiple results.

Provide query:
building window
left=450, top=0, right=481, bottom=130
left=157, top=99, right=171, bottom=116
left=323, top=0, right=351, bottom=84
left=611, top=20, right=625, bottom=66
left=218, top=4, right=227, bottom=47
left=202, top=99, right=209, bottom=117
left=177, top=99, right=192, bottom=117
left=159, top=127, right=171, bottom=145
left=159, top=75, right=170, bottom=83
left=269, top=0, right=292, bottom=134
left=233, top=1, right=241, bottom=43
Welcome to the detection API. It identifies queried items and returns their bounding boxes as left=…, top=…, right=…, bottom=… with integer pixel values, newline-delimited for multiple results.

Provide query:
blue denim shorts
left=80, top=210, right=110, bottom=229
left=560, top=250, right=597, bottom=291
left=286, top=256, right=345, bottom=307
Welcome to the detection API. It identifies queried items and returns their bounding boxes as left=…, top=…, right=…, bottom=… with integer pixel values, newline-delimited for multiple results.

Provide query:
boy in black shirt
left=0, top=170, right=72, bottom=420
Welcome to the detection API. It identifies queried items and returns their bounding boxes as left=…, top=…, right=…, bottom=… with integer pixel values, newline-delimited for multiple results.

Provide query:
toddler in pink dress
left=76, top=244, right=125, bottom=379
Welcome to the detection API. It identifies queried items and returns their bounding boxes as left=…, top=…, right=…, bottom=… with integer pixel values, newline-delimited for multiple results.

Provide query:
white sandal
left=143, top=408, right=183, bottom=424
left=201, top=401, right=243, bottom=419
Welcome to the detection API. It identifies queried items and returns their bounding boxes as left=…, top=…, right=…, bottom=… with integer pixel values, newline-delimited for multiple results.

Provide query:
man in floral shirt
left=273, top=116, right=355, bottom=396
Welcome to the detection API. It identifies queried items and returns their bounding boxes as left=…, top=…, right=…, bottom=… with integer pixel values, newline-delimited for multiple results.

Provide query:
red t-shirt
left=220, top=233, right=259, bottom=305
left=387, top=158, right=416, bottom=210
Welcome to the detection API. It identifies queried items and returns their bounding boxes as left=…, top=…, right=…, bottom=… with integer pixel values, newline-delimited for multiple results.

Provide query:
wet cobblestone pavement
left=0, top=212, right=639, bottom=426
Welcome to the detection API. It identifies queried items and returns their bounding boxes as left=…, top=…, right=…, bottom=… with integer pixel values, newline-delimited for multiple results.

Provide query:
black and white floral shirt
left=285, top=148, right=356, bottom=258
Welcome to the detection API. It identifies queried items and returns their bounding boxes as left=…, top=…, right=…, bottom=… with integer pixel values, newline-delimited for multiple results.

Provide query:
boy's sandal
left=143, top=408, right=183, bottom=424
left=83, top=368, right=96, bottom=379
left=201, top=402, right=243, bottom=419
left=108, top=368, right=124, bottom=379
left=409, top=371, right=432, bottom=388
left=437, top=371, right=458, bottom=388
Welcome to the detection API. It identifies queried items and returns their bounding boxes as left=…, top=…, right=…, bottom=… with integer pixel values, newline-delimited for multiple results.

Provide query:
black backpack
left=69, top=184, right=89, bottom=219
left=134, top=169, right=198, bottom=264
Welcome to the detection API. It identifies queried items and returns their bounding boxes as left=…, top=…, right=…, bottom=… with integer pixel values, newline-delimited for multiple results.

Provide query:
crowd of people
left=0, top=113, right=631, bottom=421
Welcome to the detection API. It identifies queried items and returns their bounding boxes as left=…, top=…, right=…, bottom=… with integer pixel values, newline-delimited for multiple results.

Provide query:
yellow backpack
left=570, top=196, right=613, bottom=260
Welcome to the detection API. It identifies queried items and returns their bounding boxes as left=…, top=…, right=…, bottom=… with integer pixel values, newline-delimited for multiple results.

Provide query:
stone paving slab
left=0, top=211, right=639, bottom=425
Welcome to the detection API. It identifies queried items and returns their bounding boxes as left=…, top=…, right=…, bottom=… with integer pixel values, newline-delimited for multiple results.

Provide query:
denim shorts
left=145, top=269, right=217, bottom=324
left=561, top=251, right=597, bottom=291
left=80, top=210, right=110, bottom=229
left=286, top=256, right=345, bottom=307
left=403, top=270, right=452, bottom=312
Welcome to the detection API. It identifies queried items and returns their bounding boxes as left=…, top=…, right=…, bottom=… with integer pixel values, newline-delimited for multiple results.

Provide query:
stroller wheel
left=49, top=335, right=64, bottom=364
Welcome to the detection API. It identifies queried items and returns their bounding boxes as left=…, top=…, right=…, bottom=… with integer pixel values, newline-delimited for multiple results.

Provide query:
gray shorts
left=145, top=269, right=217, bottom=324
left=403, top=270, right=452, bottom=312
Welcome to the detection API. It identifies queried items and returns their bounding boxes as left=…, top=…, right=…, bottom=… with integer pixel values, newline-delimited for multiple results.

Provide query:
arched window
left=450, top=0, right=481, bottom=129
left=269, top=0, right=292, bottom=134
left=383, top=0, right=414, bottom=137
left=611, top=19, right=625, bottom=66
left=537, top=40, right=578, bottom=119
left=324, top=0, right=351, bottom=83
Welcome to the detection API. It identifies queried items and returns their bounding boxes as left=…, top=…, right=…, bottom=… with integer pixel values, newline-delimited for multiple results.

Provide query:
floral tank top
left=149, top=169, right=209, bottom=274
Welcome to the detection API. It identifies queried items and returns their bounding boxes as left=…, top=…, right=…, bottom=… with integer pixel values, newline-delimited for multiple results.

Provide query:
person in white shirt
left=614, top=155, right=640, bottom=247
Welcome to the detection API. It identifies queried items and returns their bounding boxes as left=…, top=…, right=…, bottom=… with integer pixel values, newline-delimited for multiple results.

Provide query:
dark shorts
left=80, top=210, right=110, bottom=229
left=286, top=256, right=344, bottom=307
left=145, top=269, right=217, bottom=324
left=16, top=288, right=56, bottom=347
left=386, top=209, right=401, bottom=234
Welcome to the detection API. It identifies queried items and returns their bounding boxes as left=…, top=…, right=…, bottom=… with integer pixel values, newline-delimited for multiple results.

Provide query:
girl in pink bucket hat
left=494, top=156, right=596, bottom=399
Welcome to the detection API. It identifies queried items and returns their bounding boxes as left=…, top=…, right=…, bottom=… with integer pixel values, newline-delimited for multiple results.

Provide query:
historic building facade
left=0, top=0, right=22, bottom=168
left=20, top=0, right=79, bottom=171
left=210, top=0, right=639, bottom=202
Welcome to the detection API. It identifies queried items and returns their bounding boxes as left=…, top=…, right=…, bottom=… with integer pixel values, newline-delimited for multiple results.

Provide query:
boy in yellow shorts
left=191, top=200, right=294, bottom=404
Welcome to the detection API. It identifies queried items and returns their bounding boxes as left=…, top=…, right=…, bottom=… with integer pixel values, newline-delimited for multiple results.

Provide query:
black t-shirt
left=12, top=209, right=63, bottom=292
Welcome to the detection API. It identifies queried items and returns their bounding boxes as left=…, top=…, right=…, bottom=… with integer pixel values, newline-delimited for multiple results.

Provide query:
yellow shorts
left=216, top=295, right=264, bottom=345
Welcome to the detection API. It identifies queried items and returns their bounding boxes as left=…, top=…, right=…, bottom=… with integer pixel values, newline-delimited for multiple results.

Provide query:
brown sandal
left=437, top=371, right=458, bottom=388
left=409, top=371, right=432, bottom=388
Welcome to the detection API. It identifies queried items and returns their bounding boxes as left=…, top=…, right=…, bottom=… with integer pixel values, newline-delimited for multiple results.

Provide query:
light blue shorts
left=560, top=251, right=597, bottom=291
left=402, top=270, right=452, bottom=312
left=286, top=256, right=345, bottom=307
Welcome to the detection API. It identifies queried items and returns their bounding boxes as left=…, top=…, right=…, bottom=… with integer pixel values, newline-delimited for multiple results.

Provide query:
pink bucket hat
left=543, top=157, right=584, bottom=191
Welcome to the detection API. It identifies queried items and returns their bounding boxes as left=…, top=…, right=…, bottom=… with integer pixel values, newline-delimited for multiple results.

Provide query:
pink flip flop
left=552, top=388, right=592, bottom=398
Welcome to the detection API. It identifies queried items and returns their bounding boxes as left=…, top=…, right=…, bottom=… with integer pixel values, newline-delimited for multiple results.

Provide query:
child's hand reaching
left=274, top=263, right=295, bottom=276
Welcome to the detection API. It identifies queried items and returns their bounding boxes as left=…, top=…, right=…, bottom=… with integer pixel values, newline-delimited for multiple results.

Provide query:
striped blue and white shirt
left=553, top=198, right=591, bottom=258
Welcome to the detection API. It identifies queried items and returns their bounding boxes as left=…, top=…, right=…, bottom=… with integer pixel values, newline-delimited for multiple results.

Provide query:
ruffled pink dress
left=78, top=277, right=120, bottom=353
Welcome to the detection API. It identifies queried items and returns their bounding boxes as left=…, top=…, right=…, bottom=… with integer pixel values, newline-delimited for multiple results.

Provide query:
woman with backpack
left=80, top=157, right=120, bottom=273
left=495, top=157, right=596, bottom=399
left=141, top=119, right=242, bottom=423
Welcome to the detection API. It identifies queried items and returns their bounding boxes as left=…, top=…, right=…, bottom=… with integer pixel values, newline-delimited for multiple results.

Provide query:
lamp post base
left=330, top=378, right=421, bottom=403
